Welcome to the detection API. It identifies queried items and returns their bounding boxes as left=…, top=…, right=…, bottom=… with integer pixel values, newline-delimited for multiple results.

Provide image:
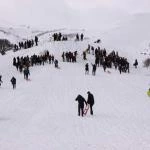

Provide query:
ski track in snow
left=0, top=32, right=150, bottom=150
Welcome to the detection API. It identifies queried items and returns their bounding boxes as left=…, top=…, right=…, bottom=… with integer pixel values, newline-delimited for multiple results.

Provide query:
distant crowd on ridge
left=0, top=32, right=139, bottom=92
left=14, top=36, right=39, bottom=51
left=52, top=32, right=84, bottom=41
left=82, top=44, right=138, bottom=75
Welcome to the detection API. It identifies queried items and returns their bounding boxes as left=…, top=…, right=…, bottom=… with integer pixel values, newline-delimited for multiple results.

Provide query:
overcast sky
left=0, top=0, right=150, bottom=29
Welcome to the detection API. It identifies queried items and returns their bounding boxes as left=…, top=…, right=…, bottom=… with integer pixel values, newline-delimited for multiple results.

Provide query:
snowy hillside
left=84, top=13, right=150, bottom=66
left=0, top=14, right=150, bottom=150
left=0, top=24, right=45, bottom=43
left=100, top=13, right=150, bottom=55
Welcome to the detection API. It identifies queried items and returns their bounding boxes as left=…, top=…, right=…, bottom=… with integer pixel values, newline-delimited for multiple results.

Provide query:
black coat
left=85, top=64, right=89, bottom=71
left=75, top=95, right=87, bottom=108
left=11, top=77, right=16, bottom=84
left=92, top=64, right=96, bottom=71
left=24, top=69, right=30, bottom=75
left=87, top=93, right=94, bottom=106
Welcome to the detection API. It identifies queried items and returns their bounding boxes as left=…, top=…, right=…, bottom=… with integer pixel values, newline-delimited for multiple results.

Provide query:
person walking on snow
left=133, top=59, right=138, bottom=68
left=23, top=67, right=30, bottom=80
left=87, top=91, right=95, bottom=115
left=92, top=64, right=97, bottom=76
left=11, top=77, right=16, bottom=89
left=54, top=59, right=58, bottom=68
left=75, top=94, right=87, bottom=117
left=85, top=63, right=89, bottom=75
left=35, top=36, right=38, bottom=46
left=81, top=33, right=84, bottom=41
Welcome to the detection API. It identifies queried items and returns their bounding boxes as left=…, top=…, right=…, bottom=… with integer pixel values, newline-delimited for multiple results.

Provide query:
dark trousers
left=24, top=74, right=28, bottom=80
left=89, top=104, right=93, bottom=115
left=13, top=84, right=16, bottom=89
left=78, top=105, right=84, bottom=116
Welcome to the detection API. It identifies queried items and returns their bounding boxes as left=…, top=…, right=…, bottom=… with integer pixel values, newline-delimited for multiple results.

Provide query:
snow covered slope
left=85, top=13, right=150, bottom=65
left=101, top=13, right=150, bottom=55
left=0, top=14, right=150, bottom=150
left=0, top=24, right=44, bottom=43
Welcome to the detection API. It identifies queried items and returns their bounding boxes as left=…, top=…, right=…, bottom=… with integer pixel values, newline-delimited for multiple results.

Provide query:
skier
left=10, top=77, right=16, bottom=89
left=75, top=94, right=87, bottom=117
left=87, top=91, right=94, bottom=115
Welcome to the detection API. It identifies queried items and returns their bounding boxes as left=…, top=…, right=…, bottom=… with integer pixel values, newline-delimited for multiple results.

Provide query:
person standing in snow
left=0, top=75, right=3, bottom=87
left=92, top=64, right=97, bottom=76
left=10, top=77, right=16, bottom=89
left=35, top=36, right=38, bottom=46
left=76, top=34, right=79, bottom=41
left=51, top=55, right=54, bottom=64
left=23, top=67, right=30, bottom=80
left=81, top=33, right=84, bottom=41
left=62, top=52, right=65, bottom=62
left=87, top=91, right=94, bottom=115
left=13, top=57, right=16, bottom=66
left=75, top=94, right=87, bottom=117
left=85, top=63, right=89, bottom=75
left=83, top=51, right=87, bottom=60
left=118, top=64, right=122, bottom=74
left=54, top=59, right=58, bottom=68
left=133, top=59, right=138, bottom=68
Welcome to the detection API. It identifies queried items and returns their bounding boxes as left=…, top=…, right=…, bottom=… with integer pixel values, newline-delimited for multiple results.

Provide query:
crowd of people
left=12, top=50, right=59, bottom=82
left=14, top=36, right=39, bottom=51
left=0, top=49, right=58, bottom=89
left=13, top=51, right=56, bottom=72
left=85, top=45, right=132, bottom=74
left=61, top=51, right=78, bottom=62
left=52, top=32, right=84, bottom=42
left=0, top=32, right=142, bottom=118
left=52, top=32, right=68, bottom=41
